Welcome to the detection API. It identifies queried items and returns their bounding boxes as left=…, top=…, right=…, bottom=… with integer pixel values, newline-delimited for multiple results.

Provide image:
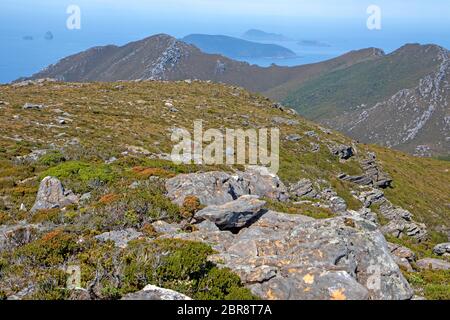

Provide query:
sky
left=1, top=0, right=449, bottom=83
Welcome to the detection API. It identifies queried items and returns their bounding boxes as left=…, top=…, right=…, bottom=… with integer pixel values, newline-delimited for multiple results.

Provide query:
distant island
left=298, top=40, right=331, bottom=48
left=182, top=34, right=296, bottom=59
left=241, top=29, right=291, bottom=42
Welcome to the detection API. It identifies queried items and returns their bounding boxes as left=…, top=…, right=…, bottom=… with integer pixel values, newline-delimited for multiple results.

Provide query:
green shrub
left=15, top=230, right=80, bottom=267
left=196, top=267, right=257, bottom=300
left=40, top=161, right=116, bottom=193
left=38, top=151, right=66, bottom=166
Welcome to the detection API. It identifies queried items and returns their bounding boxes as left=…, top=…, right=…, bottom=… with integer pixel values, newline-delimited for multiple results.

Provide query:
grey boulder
left=165, top=166, right=288, bottom=206
left=31, top=176, right=78, bottom=213
left=416, top=258, right=450, bottom=271
left=195, top=195, right=266, bottom=230
left=433, top=243, right=450, bottom=256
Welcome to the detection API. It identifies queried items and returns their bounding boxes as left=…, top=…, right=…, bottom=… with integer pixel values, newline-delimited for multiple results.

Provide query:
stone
left=416, top=258, right=450, bottom=271
left=238, top=166, right=289, bottom=202
left=285, top=134, right=302, bottom=142
left=165, top=211, right=413, bottom=300
left=121, top=285, right=192, bottom=300
left=388, top=243, right=416, bottom=272
left=30, top=176, right=78, bottom=213
left=289, top=179, right=317, bottom=199
left=195, top=195, right=266, bottom=230
left=95, top=228, right=143, bottom=248
left=19, top=203, right=27, bottom=212
left=165, top=166, right=288, bottom=206
left=79, top=192, right=92, bottom=203
left=15, top=149, right=48, bottom=164
left=105, top=157, right=118, bottom=164
left=433, top=243, right=450, bottom=256
left=151, top=221, right=182, bottom=234
left=271, top=116, right=299, bottom=126
left=381, top=219, right=428, bottom=242
left=358, top=189, right=386, bottom=207
left=329, top=144, right=354, bottom=160
left=23, top=103, right=45, bottom=110
left=166, top=171, right=238, bottom=206
left=304, top=131, right=319, bottom=138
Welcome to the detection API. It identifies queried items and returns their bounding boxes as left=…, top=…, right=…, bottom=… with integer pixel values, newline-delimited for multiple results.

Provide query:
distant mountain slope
left=278, top=44, right=450, bottom=156
left=24, top=34, right=380, bottom=93
left=241, top=29, right=291, bottom=42
left=181, top=34, right=296, bottom=59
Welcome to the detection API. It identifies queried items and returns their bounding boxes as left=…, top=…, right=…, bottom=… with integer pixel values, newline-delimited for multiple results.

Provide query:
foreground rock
left=166, top=166, right=288, bottom=206
left=163, top=211, right=413, bottom=300
left=121, top=285, right=192, bottom=300
left=433, top=243, right=450, bottom=256
left=416, top=258, right=450, bottom=271
left=30, top=176, right=78, bottom=213
left=195, top=195, right=266, bottom=230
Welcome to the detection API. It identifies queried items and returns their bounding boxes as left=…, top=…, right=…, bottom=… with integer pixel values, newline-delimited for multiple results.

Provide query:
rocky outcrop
left=433, top=243, right=450, bottom=256
left=162, top=211, right=413, bottom=300
left=30, top=176, right=79, bottom=213
left=329, top=144, right=354, bottom=160
left=195, top=195, right=266, bottom=230
left=121, top=284, right=192, bottom=300
left=338, top=153, right=392, bottom=188
left=289, top=179, right=317, bottom=199
left=165, top=166, right=288, bottom=206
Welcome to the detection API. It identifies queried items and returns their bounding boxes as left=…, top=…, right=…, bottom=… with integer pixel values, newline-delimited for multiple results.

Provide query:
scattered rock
left=285, top=134, right=302, bottom=142
left=195, top=195, right=266, bottom=230
left=360, top=153, right=392, bottom=188
left=416, top=258, right=450, bottom=271
left=105, top=157, right=118, bottom=164
left=329, top=144, right=354, bottom=160
left=79, top=192, right=92, bottom=204
left=272, top=116, right=299, bottom=126
left=95, top=228, right=143, bottom=248
left=289, top=179, right=317, bottom=199
left=15, top=149, right=48, bottom=164
left=22, top=103, right=45, bottom=110
left=121, top=284, right=192, bottom=300
left=304, top=131, right=319, bottom=138
left=151, top=221, right=182, bottom=235
left=310, top=142, right=320, bottom=153
left=381, top=219, right=428, bottom=242
left=433, top=243, right=450, bottom=256
left=358, top=189, right=385, bottom=207
left=30, top=176, right=79, bottom=213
